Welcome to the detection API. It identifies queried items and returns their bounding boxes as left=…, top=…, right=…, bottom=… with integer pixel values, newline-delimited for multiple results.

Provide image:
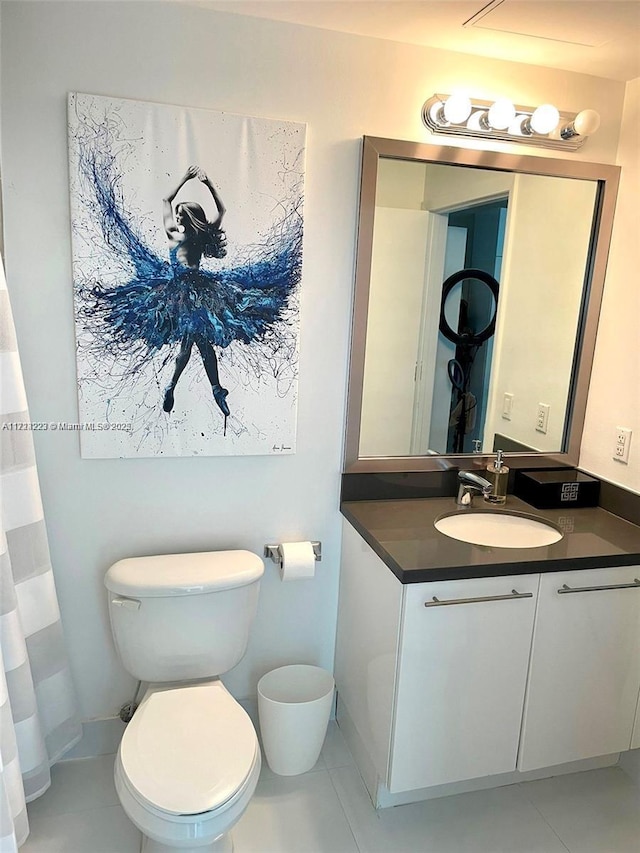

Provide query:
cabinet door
left=519, top=566, right=640, bottom=771
left=389, top=574, right=539, bottom=792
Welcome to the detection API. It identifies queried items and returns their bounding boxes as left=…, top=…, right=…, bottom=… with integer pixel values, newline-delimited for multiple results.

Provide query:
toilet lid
left=120, top=683, right=258, bottom=816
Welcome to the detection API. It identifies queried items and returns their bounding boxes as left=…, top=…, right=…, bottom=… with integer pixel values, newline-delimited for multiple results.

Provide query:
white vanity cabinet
left=518, top=565, right=640, bottom=770
left=336, top=521, right=640, bottom=803
left=389, top=573, right=538, bottom=791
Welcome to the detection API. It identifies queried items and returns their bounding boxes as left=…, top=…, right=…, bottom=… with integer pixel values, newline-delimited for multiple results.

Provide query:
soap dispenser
left=484, top=450, right=509, bottom=505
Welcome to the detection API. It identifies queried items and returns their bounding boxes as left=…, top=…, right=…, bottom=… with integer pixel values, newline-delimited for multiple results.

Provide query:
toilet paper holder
left=264, top=542, right=322, bottom=566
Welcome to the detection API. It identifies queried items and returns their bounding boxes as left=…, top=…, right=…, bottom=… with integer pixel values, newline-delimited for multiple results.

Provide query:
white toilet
left=104, top=550, right=264, bottom=853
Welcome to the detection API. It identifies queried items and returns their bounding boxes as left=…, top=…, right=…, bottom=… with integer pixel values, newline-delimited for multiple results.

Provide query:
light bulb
left=443, top=93, right=472, bottom=124
left=487, top=99, right=516, bottom=130
left=574, top=109, right=601, bottom=136
left=530, top=104, right=560, bottom=135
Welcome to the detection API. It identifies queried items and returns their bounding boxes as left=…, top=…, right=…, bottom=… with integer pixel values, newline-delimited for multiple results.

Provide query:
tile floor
left=21, top=723, right=640, bottom=853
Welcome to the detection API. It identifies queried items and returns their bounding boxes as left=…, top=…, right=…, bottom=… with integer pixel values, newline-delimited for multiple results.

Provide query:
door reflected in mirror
left=359, top=158, right=598, bottom=460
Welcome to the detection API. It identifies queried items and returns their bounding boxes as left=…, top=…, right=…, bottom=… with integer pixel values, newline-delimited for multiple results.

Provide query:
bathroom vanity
left=335, top=498, right=640, bottom=807
left=335, top=135, right=639, bottom=808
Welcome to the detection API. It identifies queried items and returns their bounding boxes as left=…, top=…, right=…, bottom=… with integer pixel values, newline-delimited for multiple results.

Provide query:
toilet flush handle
left=111, top=595, right=141, bottom=611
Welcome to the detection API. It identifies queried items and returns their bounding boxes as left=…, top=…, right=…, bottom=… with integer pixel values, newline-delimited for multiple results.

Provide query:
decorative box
left=513, top=470, right=600, bottom=509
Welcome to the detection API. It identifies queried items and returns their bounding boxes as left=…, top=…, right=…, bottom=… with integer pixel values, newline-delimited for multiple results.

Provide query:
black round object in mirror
left=439, top=268, right=500, bottom=346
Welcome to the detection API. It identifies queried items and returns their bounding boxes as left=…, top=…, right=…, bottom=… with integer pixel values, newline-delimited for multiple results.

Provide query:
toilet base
left=141, top=830, right=233, bottom=853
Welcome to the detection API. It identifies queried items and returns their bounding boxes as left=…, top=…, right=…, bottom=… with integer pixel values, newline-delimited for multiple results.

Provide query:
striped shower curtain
left=0, top=257, right=81, bottom=850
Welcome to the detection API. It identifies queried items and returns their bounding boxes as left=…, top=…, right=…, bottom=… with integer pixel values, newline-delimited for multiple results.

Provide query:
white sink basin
left=434, top=511, right=563, bottom=549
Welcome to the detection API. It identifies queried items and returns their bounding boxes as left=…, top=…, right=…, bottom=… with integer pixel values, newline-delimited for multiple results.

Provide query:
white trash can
left=257, top=665, right=335, bottom=776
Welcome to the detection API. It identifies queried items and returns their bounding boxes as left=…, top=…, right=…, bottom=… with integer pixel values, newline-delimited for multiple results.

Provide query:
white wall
left=0, top=1, right=629, bottom=721
left=360, top=207, right=430, bottom=456
left=579, top=78, right=640, bottom=493
left=422, top=165, right=513, bottom=212
left=485, top=174, right=596, bottom=451
left=376, top=159, right=428, bottom=210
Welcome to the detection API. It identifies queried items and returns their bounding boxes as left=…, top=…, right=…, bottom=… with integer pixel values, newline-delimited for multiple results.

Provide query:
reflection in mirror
left=360, top=160, right=597, bottom=458
left=346, top=138, right=620, bottom=473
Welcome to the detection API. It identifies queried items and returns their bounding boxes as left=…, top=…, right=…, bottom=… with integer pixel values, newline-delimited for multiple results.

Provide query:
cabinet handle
left=424, top=589, right=533, bottom=607
left=557, top=578, right=640, bottom=595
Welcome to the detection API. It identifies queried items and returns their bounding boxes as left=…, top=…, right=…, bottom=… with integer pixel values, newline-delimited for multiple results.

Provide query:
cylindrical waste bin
left=257, top=665, right=334, bottom=776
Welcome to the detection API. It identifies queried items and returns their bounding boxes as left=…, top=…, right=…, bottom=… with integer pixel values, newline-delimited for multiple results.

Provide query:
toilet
left=104, top=550, right=264, bottom=853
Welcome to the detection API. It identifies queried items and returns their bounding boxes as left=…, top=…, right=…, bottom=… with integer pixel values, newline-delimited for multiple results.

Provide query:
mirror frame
left=344, top=136, right=620, bottom=474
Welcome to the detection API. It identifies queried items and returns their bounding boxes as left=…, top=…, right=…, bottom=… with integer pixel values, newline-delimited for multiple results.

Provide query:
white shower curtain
left=0, top=257, right=81, bottom=849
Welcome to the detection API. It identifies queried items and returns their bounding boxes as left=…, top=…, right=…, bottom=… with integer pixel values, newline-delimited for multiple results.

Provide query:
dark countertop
left=341, top=496, right=640, bottom=583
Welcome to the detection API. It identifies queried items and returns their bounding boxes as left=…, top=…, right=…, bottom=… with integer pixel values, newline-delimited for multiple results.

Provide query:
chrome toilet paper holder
left=263, top=542, right=322, bottom=566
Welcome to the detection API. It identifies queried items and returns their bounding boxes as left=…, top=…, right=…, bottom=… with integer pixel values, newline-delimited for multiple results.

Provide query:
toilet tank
left=105, top=550, right=264, bottom=683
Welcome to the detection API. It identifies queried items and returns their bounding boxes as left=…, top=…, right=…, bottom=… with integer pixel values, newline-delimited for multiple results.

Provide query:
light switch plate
left=502, top=392, right=514, bottom=420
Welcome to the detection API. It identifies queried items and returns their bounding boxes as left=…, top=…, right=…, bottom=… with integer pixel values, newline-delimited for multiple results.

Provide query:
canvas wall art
left=68, top=93, right=305, bottom=457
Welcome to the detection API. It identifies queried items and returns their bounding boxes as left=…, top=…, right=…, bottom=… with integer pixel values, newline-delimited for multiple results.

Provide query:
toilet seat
left=119, top=681, right=258, bottom=816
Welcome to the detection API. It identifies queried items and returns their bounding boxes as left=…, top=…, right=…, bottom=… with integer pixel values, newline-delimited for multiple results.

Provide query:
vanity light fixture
left=422, top=94, right=600, bottom=151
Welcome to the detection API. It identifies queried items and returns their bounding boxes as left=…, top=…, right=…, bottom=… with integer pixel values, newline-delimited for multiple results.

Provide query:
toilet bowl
left=115, top=680, right=261, bottom=852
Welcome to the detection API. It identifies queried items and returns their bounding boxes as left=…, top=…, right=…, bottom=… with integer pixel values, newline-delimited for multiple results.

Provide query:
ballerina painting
left=68, top=93, right=305, bottom=458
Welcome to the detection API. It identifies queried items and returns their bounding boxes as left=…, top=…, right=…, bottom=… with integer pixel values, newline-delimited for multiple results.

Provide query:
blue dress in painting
left=86, top=230, right=301, bottom=357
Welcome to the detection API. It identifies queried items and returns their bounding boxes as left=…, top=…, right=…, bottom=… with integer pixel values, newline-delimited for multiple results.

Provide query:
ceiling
left=197, top=1, right=640, bottom=82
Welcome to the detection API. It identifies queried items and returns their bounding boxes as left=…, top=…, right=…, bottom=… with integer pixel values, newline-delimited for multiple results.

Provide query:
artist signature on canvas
left=272, top=444, right=292, bottom=452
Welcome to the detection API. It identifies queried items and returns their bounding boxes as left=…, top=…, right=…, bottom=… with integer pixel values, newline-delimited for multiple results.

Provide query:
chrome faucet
left=456, top=470, right=493, bottom=506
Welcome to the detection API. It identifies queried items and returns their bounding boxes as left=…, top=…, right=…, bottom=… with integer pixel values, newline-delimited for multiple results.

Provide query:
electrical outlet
left=536, top=403, right=550, bottom=434
left=613, top=427, right=632, bottom=463
left=502, top=392, right=514, bottom=420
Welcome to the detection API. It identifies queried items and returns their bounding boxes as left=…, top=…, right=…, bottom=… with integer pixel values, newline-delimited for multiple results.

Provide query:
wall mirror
left=344, top=137, right=620, bottom=473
